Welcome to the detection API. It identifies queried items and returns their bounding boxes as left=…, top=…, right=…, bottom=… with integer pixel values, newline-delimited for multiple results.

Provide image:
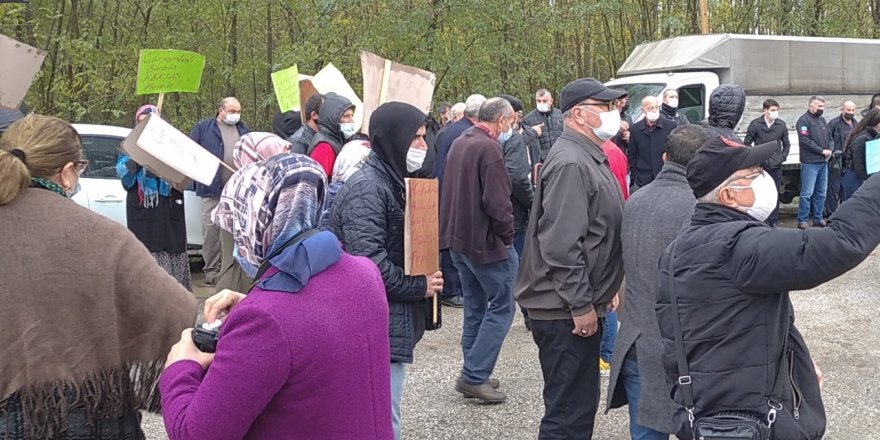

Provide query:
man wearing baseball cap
left=515, top=78, right=627, bottom=438
left=655, top=136, right=880, bottom=439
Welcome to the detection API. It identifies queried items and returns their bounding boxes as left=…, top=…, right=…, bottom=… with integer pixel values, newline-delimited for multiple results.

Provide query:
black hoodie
left=706, top=84, right=746, bottom=142
left=308, top=92, right=354, bottom=155
left=369, top=102, right=428, bottom=181
left=272, top=110, right=302, bottom=139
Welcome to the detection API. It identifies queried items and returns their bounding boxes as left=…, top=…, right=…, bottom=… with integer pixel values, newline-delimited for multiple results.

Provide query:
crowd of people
left=2, top=76, right=880, bottom=440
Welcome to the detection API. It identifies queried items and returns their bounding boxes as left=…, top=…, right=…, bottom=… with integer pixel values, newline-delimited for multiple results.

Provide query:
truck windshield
left=613, top=83, right=665, bottom=121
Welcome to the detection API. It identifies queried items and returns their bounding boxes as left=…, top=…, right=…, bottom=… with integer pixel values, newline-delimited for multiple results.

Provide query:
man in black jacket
left=288, top=94, right=322, bottom=155
left=704, top=84, right=745, bottom=142
left=628, top=96, right=676, bottom=190
left=661, top=89, right=689, bottom=127
left=658, top=135, right=880, bottom=440
left=523, top=88, right=565, bottom=162
left=743, top=99, right=790, bottom=227
left=329, top=102, right=444, bottom=440
left=825, top=100, right=858, bottom=216
left=796, top=96, right=833, bottom=229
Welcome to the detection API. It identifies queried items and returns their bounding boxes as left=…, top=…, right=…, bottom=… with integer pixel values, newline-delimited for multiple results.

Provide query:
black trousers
left=531, top=318, right=604, bottom=440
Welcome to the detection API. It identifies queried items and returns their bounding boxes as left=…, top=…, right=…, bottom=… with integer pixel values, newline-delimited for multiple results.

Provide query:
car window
left=613, top=83, right=665, bottom=122
left=678, top=85, right=705, bottom=123
left=80, top=135, right=123, bottom=178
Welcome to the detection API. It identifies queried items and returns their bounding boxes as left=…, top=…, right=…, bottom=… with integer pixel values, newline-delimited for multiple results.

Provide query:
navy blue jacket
left=433, top=117, right=473, bottom=185
left=627, top=118, right=675, bottom=188
left=797, top=112, right=832, bottom=164
left=189, top=117, right=250, bottom=197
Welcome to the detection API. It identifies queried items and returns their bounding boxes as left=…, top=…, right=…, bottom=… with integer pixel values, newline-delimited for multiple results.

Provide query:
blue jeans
left=601, top=311, right=618, bottom=362
left=841, top=169, right=864, bottom=202
left=513, top=230, right=529, bottom=320
left=440, top=250, right=462, bottom=300
left=622, top=349, right=669, bottom=440
left=451, top=248, right=518, bottom=385
left=797, top=162, right=828, bottom=223
left=390, top=362, right=405, bottom=440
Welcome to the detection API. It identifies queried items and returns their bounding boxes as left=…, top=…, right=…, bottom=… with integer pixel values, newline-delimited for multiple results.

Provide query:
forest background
left=2, top=0, right=879, bottom=130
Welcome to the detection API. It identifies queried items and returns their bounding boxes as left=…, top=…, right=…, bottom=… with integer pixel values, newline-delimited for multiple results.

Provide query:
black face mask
left=843, top=113, right=854, bottom=120
left=813, top=109, right=824, bottom=117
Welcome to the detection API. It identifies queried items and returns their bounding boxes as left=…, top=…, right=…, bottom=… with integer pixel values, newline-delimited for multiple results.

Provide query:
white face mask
left=339, top=122, right=357, bottom=139
left=582, top=108, right=622, bottom=141
left=734, top=171, right=778, bottom=222
left=406, top=147, right=427, bottom=173
left=224, top=113, right=241, bottom=125
left=646, top=111, right=661, bottom=122
left=667, top=98, right=679, bottom=109
left=767, top=110, right=779, bottom=120
left=536, top=103, right=551, bottom=113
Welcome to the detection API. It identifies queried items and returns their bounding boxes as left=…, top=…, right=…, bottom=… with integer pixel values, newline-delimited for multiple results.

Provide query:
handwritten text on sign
left=0, top=33, right=46, bottom=110
left=136, top=49, right=206, bottom=95
left=404, top=178, right=440, bottom=275
left=271, top=65, right=301, bottom=113
left=137, top=114, right=221, bottom=185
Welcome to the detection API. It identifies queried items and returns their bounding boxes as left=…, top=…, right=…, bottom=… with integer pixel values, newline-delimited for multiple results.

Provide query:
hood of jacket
left=312, top=92, right=354, bottom=151
left=369, top=102, right=427, bottom=181
left=272, top=110, right=302, bottom=139
left=707, top=84, right=746, bottom=129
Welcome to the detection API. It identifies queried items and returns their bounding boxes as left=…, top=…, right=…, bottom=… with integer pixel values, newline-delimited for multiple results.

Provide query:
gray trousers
left=200, top=197, right=222, bottom=282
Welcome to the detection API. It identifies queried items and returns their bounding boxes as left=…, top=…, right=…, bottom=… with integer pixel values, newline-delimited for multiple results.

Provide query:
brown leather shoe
left=455, top=378, right=506, bottom=403
left=813, top=220, right=827, bottom=228
left=459, top=378, right=500, bottom=398
left=797, top=222, right=809, bottom=230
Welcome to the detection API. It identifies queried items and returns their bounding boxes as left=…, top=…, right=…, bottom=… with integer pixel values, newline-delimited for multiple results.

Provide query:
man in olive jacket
left=657, top=135, right=880, bottom=439
left=516, top=78, right=626, bottom=439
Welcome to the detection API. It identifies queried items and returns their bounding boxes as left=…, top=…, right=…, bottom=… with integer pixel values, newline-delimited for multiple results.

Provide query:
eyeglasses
left=577, top=101, right=614, bottom=112
left=75, top=159, right=89, bottom=174
left=725, top=169, right=762, bottom=189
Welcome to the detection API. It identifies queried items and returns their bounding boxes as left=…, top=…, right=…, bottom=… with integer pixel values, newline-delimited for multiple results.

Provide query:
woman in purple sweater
left=160, top=154, right=393, bottom=440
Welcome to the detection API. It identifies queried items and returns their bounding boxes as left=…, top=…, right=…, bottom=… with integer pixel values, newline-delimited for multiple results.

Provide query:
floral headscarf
left=232, top=132, right=292, bottom=169
left=212, top=154, right=326, bottom=276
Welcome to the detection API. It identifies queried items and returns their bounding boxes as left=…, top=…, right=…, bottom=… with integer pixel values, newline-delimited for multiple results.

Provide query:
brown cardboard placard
left=404, top=178, right=440, bottom=275
left=0, top=33, right=46, bottom=110
left=361, top=51, right=436, bottom=135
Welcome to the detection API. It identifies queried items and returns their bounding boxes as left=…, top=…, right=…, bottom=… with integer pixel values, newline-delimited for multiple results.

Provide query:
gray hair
left=478, top=97, right=514, bottom=123
left=464, top=94, right=487, bottom=118
left=451, top=102, right=466, bottom=118
left=809, top=96, right=826, bottom=105
left=218, top=97, right=240, bottom=111
left=697, top=185, right=722, bottom=204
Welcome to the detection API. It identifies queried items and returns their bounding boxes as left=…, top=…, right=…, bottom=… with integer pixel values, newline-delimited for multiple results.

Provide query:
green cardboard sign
left=271, top=65, right=300, bottom=113
left=137, top=49, right=206, bottom=95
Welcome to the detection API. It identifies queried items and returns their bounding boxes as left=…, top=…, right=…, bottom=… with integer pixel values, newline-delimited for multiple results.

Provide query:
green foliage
left=1, top=0, right=878, bottom=131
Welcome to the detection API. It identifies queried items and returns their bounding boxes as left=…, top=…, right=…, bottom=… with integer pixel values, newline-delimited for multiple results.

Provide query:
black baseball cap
left=687, top=136, right=779, bottom=198
left=559, top=78, right=627, bottom=113
left=498, top=94, right=524, bottom=113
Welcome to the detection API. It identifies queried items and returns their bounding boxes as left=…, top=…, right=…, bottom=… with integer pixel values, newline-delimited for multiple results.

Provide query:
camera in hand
left=192, top=321, right=222, bottom=353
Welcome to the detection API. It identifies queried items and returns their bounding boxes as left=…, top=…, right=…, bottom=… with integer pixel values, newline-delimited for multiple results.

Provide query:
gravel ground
left=144, top=208, right=880, bottom=439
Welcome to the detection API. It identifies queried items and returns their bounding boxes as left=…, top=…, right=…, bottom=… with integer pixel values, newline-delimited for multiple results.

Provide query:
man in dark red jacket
left=440, top=97, right=516, bottom=404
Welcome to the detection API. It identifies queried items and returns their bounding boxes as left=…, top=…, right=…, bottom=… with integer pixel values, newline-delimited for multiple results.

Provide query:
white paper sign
left=0, top=33, right=46, bottom=110
left=309, top=63, right=364, bottom=132
left=135, top=114, right=221, bottom=186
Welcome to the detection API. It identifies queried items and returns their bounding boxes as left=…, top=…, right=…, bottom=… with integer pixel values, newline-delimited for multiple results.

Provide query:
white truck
left=605, top=34, right=879, bottom=203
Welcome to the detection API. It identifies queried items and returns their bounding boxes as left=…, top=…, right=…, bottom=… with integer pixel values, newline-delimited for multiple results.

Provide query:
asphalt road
left=144, top=207, right=879, bottom=439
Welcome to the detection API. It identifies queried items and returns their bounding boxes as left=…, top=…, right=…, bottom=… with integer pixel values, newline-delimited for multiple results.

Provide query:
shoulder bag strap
left=666, top=240, right=697, bottom=427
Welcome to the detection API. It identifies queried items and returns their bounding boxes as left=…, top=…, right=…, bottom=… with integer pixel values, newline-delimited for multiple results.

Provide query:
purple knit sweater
left=160, top=252, right=393, bottom=440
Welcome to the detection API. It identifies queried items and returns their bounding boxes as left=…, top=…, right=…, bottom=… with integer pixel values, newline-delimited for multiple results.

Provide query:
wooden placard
left=404, top=178, right=440, bottom=275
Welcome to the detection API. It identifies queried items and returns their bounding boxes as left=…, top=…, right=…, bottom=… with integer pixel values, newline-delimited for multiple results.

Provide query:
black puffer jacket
left=705, top=84, right=745, bottom=142
left=656, top=184, right=880, bottom=438
left=329, top=102, right=430, bottom=364
left=308, top=92, right=353, bottom=156
left=523, top=107, right=564, bottom=162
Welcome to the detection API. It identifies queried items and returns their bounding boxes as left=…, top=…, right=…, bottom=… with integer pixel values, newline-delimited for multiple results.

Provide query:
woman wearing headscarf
left=161, top=154, right=392, bottom=440
left=319, top=138, right=371, bottom=229
left=0, top=114, right=197, bottom=439
left=213, top=132, right=292, bottom=293
left=328, top=102, right=444, bottom=440
left=116, top=104, right=192, bottom=291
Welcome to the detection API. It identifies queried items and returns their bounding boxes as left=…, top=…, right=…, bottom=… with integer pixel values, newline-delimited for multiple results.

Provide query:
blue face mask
left=68, top=181, right=81, bottom=198
left=498, top=127, right=514, bottom=144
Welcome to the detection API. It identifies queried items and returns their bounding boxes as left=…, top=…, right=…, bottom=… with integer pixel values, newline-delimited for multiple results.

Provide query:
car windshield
left=612, top=83, right=665, bottom=121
